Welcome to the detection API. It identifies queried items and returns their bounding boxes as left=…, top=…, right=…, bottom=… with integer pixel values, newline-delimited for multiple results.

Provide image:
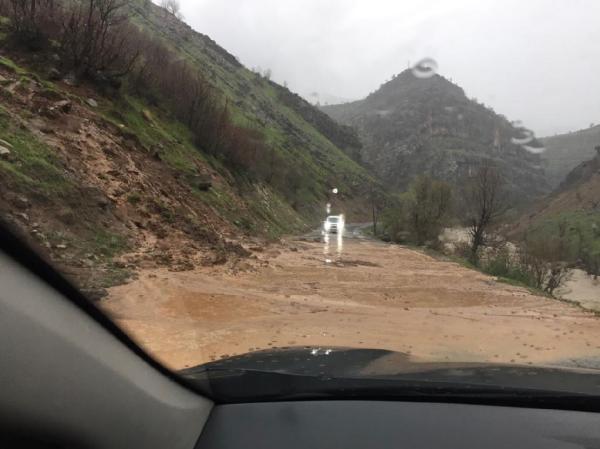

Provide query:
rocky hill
left=322, top=70, right=550, bottom=206
left=540, top=125, right=600, bottom=188
left=0, top=0, right=375, bottom=298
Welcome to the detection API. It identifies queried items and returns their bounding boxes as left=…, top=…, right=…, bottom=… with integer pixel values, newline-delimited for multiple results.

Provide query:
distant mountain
left=322, top=70, right=550, bottom=205
left=540, top=125, right=600, bottom=188
left=306, top=92, right=355, bottom=107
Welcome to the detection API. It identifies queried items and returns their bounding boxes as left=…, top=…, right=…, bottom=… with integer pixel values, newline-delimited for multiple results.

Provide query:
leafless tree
left=2, top=0, right=57, bottom=45
left=160, top=0, right=181, bottom=19
left=59, top=0, right=140, bottom=79
left=519, top=235, right=571, bottom=295
left=369, top=188, right=386, bottom=236
left=465, top=165, right=506, bottom=264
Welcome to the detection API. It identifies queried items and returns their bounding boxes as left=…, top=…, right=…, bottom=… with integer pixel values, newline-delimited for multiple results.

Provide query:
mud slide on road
left=104, top=235, right=600, bottom=371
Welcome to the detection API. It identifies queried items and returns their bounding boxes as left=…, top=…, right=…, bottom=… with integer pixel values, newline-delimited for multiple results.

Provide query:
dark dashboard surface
left=196, top=401, right=600, bottom=449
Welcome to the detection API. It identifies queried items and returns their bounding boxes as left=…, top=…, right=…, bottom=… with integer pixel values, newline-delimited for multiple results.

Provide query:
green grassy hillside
left=128, top=0, right=373, bottom=215
left=0, top=2, right=377, bottom=296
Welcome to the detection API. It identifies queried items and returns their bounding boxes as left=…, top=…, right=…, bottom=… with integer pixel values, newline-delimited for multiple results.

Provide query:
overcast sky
left=178, top=0, right=600, bottom=137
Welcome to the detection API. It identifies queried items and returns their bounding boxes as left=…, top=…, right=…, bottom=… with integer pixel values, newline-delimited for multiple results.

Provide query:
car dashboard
left=196, top=400, right=600, bottom=449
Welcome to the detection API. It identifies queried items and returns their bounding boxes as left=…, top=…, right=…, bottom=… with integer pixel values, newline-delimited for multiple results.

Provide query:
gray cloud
left=179, top=0, right=600, bottom=136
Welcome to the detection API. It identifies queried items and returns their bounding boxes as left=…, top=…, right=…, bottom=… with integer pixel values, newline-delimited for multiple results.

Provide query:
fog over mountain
left=179, top=0, right=600, bottom=137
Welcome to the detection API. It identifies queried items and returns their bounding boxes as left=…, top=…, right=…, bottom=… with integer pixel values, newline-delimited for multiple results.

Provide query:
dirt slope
left=104, top=236, right=600, bottom=370
left=0, top=56, right=301, bottom=297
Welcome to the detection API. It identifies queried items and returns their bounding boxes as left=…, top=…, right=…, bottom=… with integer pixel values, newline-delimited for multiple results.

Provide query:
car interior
left=2, top=223, right=600, bottom=449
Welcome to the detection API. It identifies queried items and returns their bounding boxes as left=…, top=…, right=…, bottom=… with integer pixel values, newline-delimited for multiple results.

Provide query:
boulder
left=13, top=195, right=30, bottom=210
left=142, top=109, right=153, bottom=122
left=48, top=68, right=61, bottom=81
left=188, top=174, right=212, bottom=191
left=0, top=139, right=13, bottom=149
left=0, top=145, right=11, bottom=160
left=62, top=73, right=77, bottom=86
left=55, top=99, right=72, bottom=113
left=86, top=98, right=98, bottom=108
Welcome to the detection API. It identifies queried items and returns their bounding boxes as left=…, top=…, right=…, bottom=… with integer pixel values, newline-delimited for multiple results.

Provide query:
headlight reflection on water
left=323, top=226, right=344, bottom=264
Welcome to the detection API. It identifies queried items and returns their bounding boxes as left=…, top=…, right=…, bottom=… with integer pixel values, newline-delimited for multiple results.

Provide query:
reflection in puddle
left=323, top=229, right=344, bottom=264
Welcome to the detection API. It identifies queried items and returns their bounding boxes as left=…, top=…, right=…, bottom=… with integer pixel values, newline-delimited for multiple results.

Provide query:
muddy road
left=104, top=228, right=600, bottom=370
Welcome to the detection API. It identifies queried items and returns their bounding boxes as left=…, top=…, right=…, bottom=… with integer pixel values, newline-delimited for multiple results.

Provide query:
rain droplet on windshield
left=522, top=145, right=546, bottom=154
left=411, top=58, right=438, bottom=79
left=511, top=129, right=535, bottom=145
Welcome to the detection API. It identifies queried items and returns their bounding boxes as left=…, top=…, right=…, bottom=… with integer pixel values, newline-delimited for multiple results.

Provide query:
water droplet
left=522, top=145, right=546, bottom=154
left=411, top=58, right=438, bottom=79
left=511, top=129, right=535, bottom=145
left=332, top=188, right=339, bottom=194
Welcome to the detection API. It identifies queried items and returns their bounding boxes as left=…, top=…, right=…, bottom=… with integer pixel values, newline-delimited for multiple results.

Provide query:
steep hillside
left=127, top=0, right=370, bottom=202
left=0, top=2, right=376, bottom=298
left=540, top=125, right=600, bottom=187
left=514, top=148, right=600, bottom=230
left=508, top=149, right=600, bottom=278
left=322, top=70, right=550, bottom=205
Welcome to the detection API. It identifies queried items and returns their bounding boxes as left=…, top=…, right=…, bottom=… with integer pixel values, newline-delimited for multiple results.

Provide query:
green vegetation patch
left=524, top=211, right=600, bottom=278
left=0, top=107, right=73, bottom=196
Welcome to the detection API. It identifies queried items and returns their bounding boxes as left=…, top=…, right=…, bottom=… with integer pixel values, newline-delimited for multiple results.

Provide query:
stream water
left=441, top=228, right=600, bottom=312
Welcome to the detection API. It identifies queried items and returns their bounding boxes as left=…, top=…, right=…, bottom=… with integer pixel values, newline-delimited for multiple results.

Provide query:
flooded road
left=104, top=229, right=600, bottom=371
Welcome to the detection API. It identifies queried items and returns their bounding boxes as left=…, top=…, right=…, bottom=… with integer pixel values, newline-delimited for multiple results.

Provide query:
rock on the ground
left=48, top=68, right=61, bottom=81
left=0, top=139, right=13, bottom=149
left=86, top=98, right=98, bottom=108
left=54, top=100, right=72, bottom=113
left=13, top=195, right=30, bottom=210
left=0, top=145, right=10, bottom=160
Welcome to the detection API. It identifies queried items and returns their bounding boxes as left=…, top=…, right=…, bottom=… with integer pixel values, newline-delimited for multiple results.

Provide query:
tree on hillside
left=369, top=187, right=386, bottom=236
left=464, top=165, right=507, bottom=264
left=59, top=0, right=140, bottom=79
left=160, top=0, right=181, bottom=19
left=407, top=176, right=453, bottom=246
left=1, top=0, right=57, bottom=46
left=520, top=233, right=570, bottom=295
left=382, top=177, right=453, bottom=245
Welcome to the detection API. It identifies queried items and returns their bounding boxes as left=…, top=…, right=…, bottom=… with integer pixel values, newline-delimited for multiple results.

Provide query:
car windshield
left=1, top=0, right=600, bottom=398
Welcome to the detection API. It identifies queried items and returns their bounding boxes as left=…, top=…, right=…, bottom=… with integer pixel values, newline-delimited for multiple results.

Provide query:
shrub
left=481, top=238, right=570, bottom=296
left=382, top=176, right=453, bottom=246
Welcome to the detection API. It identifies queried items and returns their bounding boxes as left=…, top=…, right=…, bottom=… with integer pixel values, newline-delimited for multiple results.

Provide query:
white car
left=324, top=215, right=344, bottom=234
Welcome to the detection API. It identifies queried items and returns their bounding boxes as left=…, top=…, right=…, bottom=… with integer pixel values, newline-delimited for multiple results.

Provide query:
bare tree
left=160, top=0, right=181, bottom=19
left=59, top=0, right=140, bottom=79
left=465, top=165, right=506, bottom=264
left=369, top=187, right=386, bottom=236
left=520, top=235, right=570, bottom=295
left=2, top=0, right=57, bottom=46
